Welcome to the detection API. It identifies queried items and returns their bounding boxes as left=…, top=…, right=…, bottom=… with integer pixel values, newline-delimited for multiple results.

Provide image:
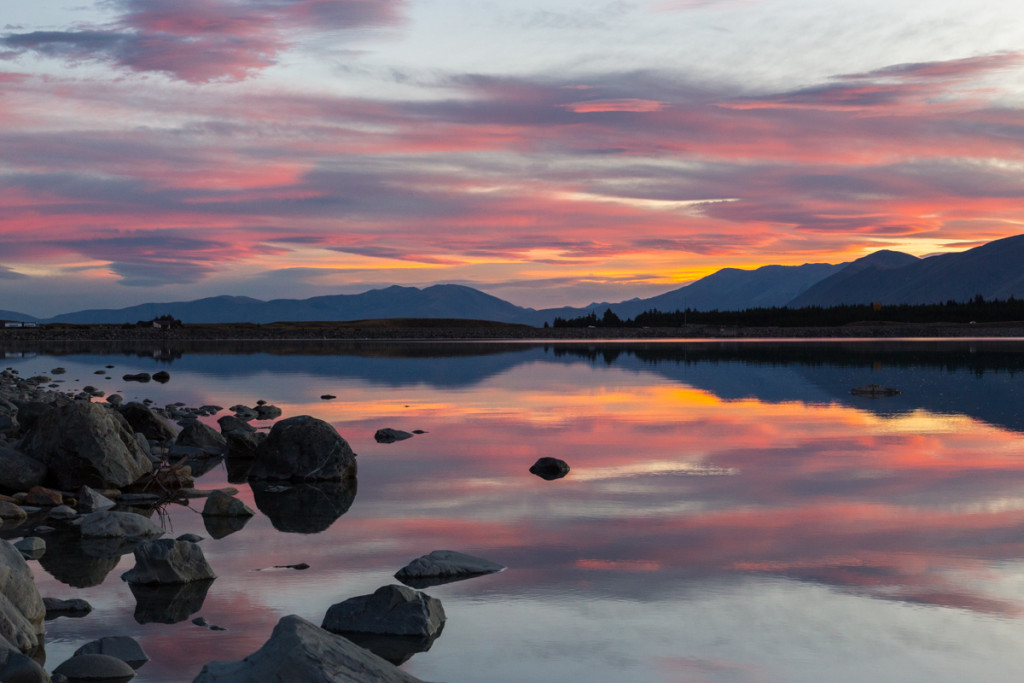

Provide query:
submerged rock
left=248, top=416, right=357, bottom=482
left=395, top=550, right=506, bottom=588
left=192, top=614, right=426, bottom=683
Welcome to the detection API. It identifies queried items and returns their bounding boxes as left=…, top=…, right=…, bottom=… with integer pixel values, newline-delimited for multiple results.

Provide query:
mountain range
left=3, top=234, right=1023, bottom=326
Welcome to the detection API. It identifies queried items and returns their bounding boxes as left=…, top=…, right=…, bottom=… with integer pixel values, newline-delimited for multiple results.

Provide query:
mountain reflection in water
left=6, top=339, right=1024, bottom=683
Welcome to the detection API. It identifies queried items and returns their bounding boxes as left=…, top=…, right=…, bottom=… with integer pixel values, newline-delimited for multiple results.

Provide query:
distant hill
left=7, top=234, right=1024, bottom=326
left=789, top=235, right=1024, bottom=307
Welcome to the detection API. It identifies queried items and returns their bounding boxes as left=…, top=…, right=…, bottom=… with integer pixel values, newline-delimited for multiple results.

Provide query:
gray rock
left=192, top=614, right=426, bottom=683
left=21, top=403, right=153, bottom=489
left=74, top=635, right=149, bottom=669
left=248, top=416, right=357, bottom=482
left=217, top=415, right=255, bottom=435
left=43, top=597, right=92, bottom=619
left=0, top=540, right=46, bottom=652
left=224, top=430, right=262, bottom=460
left=0, top=446, right=47, bottom=494
left=53, top=653, right=135, bottom=680
left=0, top=501, right=28, bottom=523
left=121, top=539, right=216, bottom=584
left=47, top=505, right=78, bottom=521
left=117, top=402, right=178, bottom=442
left=394, top=550, right=505, bottom=588
left=0, top=644, right=50, bottom=683
left=255, top=404, right=282, bottom=420
left=201, top=491, right=255, bottom=518
left=77, top=486, right=116, bottom=514
left=529, top=456, right=570, bottom=480
left=106, top=394, right=124, bottom=406
left=175, top=422, right=227, bottom=456
left=321, top=585, right=445, bottom=639
left=374, top=429, right=413, bottom=444
left=76, top=511, right=165, bottom=541
left=13, top=537, right=44, bottom=560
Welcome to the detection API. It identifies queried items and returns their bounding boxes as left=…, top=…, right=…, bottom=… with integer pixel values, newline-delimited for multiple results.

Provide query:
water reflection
left=8, top=340, right=1024, bottom=682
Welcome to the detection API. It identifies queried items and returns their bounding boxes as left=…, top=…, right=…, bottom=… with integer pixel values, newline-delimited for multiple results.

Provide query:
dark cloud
left=0, top=0, right=405, bottom=82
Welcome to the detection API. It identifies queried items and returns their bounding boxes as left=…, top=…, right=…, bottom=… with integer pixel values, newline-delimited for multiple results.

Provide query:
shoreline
left=4, top=320, right=1024, bottom=342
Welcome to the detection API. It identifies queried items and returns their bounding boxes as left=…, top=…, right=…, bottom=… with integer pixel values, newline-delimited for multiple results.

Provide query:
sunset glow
left=2, top=1, right=1024, bottom=314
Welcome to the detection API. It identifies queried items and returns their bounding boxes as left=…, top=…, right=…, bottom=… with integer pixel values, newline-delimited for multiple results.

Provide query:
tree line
left=550, top=296, right=1024, bottom=328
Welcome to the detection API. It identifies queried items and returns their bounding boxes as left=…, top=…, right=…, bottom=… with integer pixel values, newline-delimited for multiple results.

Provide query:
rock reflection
left=251, top=479, right=357, bottom=534
left=332, top=627, right=444, bottom=665
left=129, top=579, right=214, bottom=624
left=37, top=529, right=123, bottom=588
left=202, top=514, right=250, bottom=540
left=224, top=457, right=253, bottom=484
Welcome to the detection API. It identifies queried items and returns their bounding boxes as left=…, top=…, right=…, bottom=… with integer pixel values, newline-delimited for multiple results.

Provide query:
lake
left=4, top=338, right=1024, bottom=682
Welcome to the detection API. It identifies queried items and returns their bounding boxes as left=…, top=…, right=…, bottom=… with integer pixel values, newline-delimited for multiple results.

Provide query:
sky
left=2, top=0, right=1024, bottom=317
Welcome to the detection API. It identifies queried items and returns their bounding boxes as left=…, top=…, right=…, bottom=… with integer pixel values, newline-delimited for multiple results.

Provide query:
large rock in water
left=0, top=445, right=47, bottom=494
left=118, top=402, right=179, bottom=442
left=76, top=511, right=165, bottom=541
left=191, top=614, right=426, bottom=683
left=21, top=402, right=153, bottom=489
left=248, top=416, right=357, bottom=482
left=121, top=539, right=216, bottom=585
left=174, top=421, right=227, bottom=456
left=321, top=585, right=445, bottom=639
left=0, top=540, right=46, bottom=653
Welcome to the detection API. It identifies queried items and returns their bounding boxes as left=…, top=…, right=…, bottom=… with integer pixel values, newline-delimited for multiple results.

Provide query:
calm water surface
left=4, top=339, right=1024, bottom=682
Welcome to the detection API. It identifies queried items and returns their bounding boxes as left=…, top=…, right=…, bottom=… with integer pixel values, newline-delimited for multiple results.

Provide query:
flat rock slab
left=321, top=584, right=445, bottom=639
left=75, top=635, right=150, bottom=669
left=394, top=550, right=505, bottom=588
left=192, top=614, right=426, bottom=683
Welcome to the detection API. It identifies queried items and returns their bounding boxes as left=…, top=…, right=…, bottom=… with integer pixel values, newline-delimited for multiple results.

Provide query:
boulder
left=21, top=402, right=154, bottom=489
left=201, top=491, right=254, bottom=518
left=192, top=614, right=426, bottom=683
left=217, top=415, right=255, bottom=435
left=374, top=429, right=413, bottom=444
left=121, top=539, right=216, bottom=584
left=117, top=402, right=178, bottom=442
left=394, top=550, right=505, bottom=588
left=0, top=540, right=46, bottom=652
left=175, top=422, right=227, bottom=456
left=0, top=446, right=46, bottom=493
left=0, top=501, right=28, bottom=524
left=255, top=404, right=282, bottom=420
left=248, top=416, right=357, bottom=482
left=528, top=457, right=570, bottom=481
left=224, top=430, right=262, bottom=460
left=53, top=653, right=135, bottom=680
left=76, top=511, right=164, bottom=541
left=0, top=643, right=50, bottom=683
left=74, top=636, right=149, bottom=669
left=321, top=585, right=445, bottom=639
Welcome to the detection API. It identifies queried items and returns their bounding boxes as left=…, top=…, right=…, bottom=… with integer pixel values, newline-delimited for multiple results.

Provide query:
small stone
left=374, top=428, right=414, bottom=443
left=529, top=457, right=570, bottom=480
left=152, top=371, right=171, bottom=383
left=320, top=394, right=336, bottom=400
left=48, top=505, right=78, bottom=521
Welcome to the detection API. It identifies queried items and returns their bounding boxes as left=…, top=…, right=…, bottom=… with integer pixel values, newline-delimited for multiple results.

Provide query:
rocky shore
left=3, top=318, right=1024, bottom=343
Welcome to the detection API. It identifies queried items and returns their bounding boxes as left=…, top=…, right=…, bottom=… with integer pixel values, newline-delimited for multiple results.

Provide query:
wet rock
left=24, top=487, right=63, bottom=507
left=22, top=402, right=154, bottom=489
left=117, top=402, right=178, bottom=442
left=850, top=384, right=901, bottom=397
left=201, top=491, right=255, bottom=518
left=106, top=394, right=124, bottom=407
left=224, top=431, right=262, bottom=461
left=394, top=550, right=505, bottom=588
left=529, top=456, right=570, bottom=481
left=47, top=505, right=78, bottom=521
left=174, top=422, right=226, bottom=457
left=0, top=446, right=46, bottom=494
left=217, top=415, right=255, bottom=435
left=75, top=511, right=164, bottom=541
left=13, top=537, right=44, bottom=560
left=254, top=404, right=282, bottom=420
left=77, top=486, right=116, bottom=514
left=374, top=428, right=413, bottom=444
left=53, top=653, right=136, bottom=681
left=251, top=480, right=356, bottom=534
left=0, top=646, right=49, bottom=683
left=74, top=636, right=150, bottom=670
left=129, top=580, right=213, bottom=625
left=322, top=584, right=445, bottom=639
left=121, top=539, right=216, bottom=584
left=0, top=501, right=28, bottom=525
left=152, top=371, right=171, bottom=383
left=0, top=539, right=46, bottom=652
left=192, top=614, right=426, bottom=683
left=248, top=416, right=357, bottom=482
left=43, top=597, right=93, bottom=619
